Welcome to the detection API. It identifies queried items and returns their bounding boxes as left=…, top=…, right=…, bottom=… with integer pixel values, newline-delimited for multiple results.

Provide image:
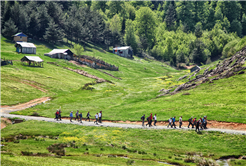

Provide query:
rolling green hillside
left=1, top=37, right=246, bottom=123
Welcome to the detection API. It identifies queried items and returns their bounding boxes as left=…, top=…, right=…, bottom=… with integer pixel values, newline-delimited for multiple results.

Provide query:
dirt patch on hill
left=69, top=60, right=87, bottom=68
left=1, top=118, right=12, bottom=129
left=1, top=97, right=50, bottom=113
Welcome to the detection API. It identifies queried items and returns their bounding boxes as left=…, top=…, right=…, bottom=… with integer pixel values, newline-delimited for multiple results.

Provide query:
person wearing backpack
left=75, top=110, right=79, bottom=121
left=141, top=114, right=145, bottom=127
left=171, top=116, right=176, bottom=128
left=55, top=109, right=59, bottom=121
left=179, top=116, right=182, bottom=128
left=70, top=111, right=73, bottom=122
left=58, top=109, right=62, bottom=121
left=195, top=118, right=201, bottom=132
left=167, top=117, right=172, bottom=128
left=146, top=113, right=153, bottom=127
left=94, top=113, right=99, bottom=125
left=192, top=117, right=196, bottom=128
left=85, top=112, right=91, bottom=122
left=188, top=116, right=193, bottom=128
left=79, top=112, right=83, bottom=123
left=153, top=114, right=157, bottom=126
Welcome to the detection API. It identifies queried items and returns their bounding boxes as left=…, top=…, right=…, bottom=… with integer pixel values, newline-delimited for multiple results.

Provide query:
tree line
left=2, top=1, right=246, bottom=66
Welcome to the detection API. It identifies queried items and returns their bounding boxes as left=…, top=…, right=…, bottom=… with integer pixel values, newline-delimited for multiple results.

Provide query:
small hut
left=15, top=42, right=36, bottom=54
left=13, top=32, right=28, bottom=42
left=21, top=56, right=43, bottom=67
left=190, top=65, right=201, bottom=73
left=44, top=49, right=74, bottom=60
left=113, top=46, right=133, bottom=59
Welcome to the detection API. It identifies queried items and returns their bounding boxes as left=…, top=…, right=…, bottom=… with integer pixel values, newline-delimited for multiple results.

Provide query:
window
left=20, top=36, right=22, bottom=40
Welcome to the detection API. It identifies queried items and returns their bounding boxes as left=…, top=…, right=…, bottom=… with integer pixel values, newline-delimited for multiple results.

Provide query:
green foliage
left=124, top=19, right=138, bottom=54
left=72, top=44, right=84, bottom=56
left=43, top=19, right=64, bottom=43
left=230, top=19, right=242, bottom=37
left=135, top=7, right=157, bottom=50
left=2, top=18, right=18, bottom=37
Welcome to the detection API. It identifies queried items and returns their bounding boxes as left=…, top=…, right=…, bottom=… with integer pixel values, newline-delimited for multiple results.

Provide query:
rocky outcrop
left=158, top=46, right=246, bottom=97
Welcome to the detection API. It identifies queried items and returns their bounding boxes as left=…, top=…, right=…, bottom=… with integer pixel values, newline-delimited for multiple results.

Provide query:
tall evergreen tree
left=124, top=19, right=138, bottom=54
left=176, top=1, right=194, bottom=32
left=2, top=18, right=18, bottom=37
left=43, top=19, right=64, bottom=43
left=37, top=4, right=50, bottom=39
left=0, top=0, right=5, bottom=32
left=241, top=14, right=246, bottom=36
left=135, top=7, right=157, bottom=50
left=230, top=19, right=242, bottom=36
left=165, top=3, right=177, bottom=31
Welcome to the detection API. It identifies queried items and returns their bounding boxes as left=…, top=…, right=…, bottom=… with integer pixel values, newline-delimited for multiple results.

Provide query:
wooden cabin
left=113, top=46, right=133, bottom=59
left=15, top=42, right=36, bottom=54
left=13, top=32, right=28, bottom=42
left=44, top=49, right=74, bottom=60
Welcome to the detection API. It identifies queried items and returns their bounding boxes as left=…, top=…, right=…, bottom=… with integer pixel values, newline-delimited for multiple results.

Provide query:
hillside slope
left=1, top=37, right=246, bottom=123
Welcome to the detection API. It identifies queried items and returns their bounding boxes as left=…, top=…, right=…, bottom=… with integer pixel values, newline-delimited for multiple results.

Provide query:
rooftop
left=21, top=56, right=43, bottom=62
left=16, top=42, right=36, bottom=48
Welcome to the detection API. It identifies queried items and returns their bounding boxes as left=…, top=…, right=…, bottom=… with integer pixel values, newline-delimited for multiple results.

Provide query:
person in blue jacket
left=70, top=111, right=73, bottom=122
left=171, top=116, right=176, bottom=128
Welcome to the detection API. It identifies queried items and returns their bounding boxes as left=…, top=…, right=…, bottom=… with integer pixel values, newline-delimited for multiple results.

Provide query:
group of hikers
left=141, top=113, right=208, bottom=132
left=54, top=110, right=103, bottom=125
left=167, top=116, right=208, bottom=132
left=55, top=110, right=207, bottom=132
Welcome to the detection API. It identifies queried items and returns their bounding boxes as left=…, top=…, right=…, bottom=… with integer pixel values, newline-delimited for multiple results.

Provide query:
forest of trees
left=2, top=1, right=246, bottom=66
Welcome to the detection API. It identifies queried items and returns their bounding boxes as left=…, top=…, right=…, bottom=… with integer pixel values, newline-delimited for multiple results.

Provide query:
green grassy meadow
left=1, top=121, right=246, bottom=166
left=1, top=36, right=246, bottom=123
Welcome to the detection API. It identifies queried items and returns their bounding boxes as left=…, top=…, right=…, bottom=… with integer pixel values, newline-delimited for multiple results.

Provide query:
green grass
left=1, top=36, right=246, bottom=123
left=1, top=121, right=246, bottom=166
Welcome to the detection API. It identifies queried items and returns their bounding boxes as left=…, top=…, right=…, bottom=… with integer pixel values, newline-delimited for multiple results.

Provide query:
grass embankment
left=1, top=36, right=246, bottom=123
left=1, top=121, right=246, bottom=166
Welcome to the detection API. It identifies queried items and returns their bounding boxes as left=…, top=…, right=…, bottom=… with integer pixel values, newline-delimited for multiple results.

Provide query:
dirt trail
left=1, top=97, right=246, bottom=131
left=1, top=118, right=12, bottom=129
left=1, top=97, right=50, bottom=113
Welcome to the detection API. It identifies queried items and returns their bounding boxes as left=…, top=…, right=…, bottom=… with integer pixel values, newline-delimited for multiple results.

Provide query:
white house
left=113, top=46, right=133, bottom=59
left=15, top=42, right=36, bottom=54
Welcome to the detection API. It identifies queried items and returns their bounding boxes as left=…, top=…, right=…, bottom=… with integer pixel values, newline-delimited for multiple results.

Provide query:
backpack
left=188, top=118, right=192, bottom=122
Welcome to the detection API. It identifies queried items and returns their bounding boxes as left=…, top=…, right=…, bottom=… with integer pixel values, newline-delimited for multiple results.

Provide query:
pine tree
left=124, top=19, right=138, bottom=54
left=43, top=19, right=64, bottom=43
left=176, top=1, right=195, bottom=32
left=230, top=19, right=242, bottom=36
left=241, top=14, right=246, bottom=36
left=2, top=18, right=18, bottom=37
left=165, top=3, right=177, bottom=31
left=37, top=4, right=50, bottom=39
left=0, top=0, right=5, bottom=32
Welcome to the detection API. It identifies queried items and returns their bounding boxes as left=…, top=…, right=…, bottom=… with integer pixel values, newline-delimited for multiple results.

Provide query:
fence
left=73, top=55, right=119, bottom=71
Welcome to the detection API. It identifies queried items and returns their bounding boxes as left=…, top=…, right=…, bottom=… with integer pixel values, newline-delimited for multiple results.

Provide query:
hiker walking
left=167, top=117, right=172, bottom=128
left=188, top=116, right=193, bottom=128
left=94, top=113, right=99, bottom=125
left=75, top=110, right=79, bottom=121
left=199, top=118, right=203, bottom=130
left=58, top=109, right=62, bottom=121
left=192, top=117, right=197, bottom=128
left=79, top=112, right=83, bottom=123
left=154, top=114, right=157, bottom=126
left=70, top=111, right=73, bottom=122
left=85, top=112, right=91, bottom=122
left=141, top=114, right=145, bottom=127
left=171, top=116, right=176, bottom=128
left=179, top=116, right=182, bottom=128
left=204, top=116, right=207, bottom=129
left=99, top=111, right=102, bottom=123
left=195, top=118, right=201, bottom=132
left=55, top=109, right=59, bottom=121
left=146, top=113, right=153, bottom=127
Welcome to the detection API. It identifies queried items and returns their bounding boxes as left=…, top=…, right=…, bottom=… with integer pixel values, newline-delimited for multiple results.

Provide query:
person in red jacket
left=146, top=113, right=153, bottom=127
